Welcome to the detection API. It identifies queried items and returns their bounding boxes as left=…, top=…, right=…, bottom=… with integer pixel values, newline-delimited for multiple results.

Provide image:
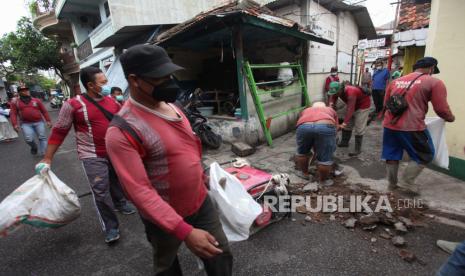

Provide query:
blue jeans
left=21, top=121, right=47, bottom=155
left=296, top=123, right=336, bottom=165
left=437, top=241, right=465, bottom=276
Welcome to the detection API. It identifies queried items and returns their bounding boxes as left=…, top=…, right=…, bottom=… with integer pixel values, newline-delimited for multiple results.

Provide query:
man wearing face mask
left=36, top=66, right=135, bottom=244
left=111, top=86, right=125, bottom=104
left=324, top=66, right=339, bottom=101
left=10, top=86, right=52, bottom=155
left=383, top=57, right=455, bottom=195
left=105, top=44, right=233, bottom=275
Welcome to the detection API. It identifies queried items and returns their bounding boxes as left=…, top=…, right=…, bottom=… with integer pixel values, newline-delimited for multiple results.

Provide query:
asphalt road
left=0, top=107, right=464, bottom=276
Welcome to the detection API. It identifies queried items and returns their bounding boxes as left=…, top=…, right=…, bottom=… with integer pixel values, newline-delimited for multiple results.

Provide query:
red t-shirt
left=48, top=95, right=121, bottom=159
left=325, top=75, right=340, bottom=92
left=383, top=72, right=454, bottom=131
left=106, top=99, right=207, bottom=241
left=330, top=85, right=371, bottom=124
left=297, top=106, right=338, bottom=126
left=10, top=98, right=51, bottom=127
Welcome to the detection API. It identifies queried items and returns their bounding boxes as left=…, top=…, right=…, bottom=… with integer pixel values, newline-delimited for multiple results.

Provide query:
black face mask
left=150, top=79, right=180, bottom=103
left=20, top=95, right=32, bottom=103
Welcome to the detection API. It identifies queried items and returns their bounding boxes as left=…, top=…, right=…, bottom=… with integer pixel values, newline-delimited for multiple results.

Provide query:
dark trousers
left=142, top=196, right=233, bottom=276
left=82, top=157, right=127, bottom=233
left=372, top=89, right=385, bottom=113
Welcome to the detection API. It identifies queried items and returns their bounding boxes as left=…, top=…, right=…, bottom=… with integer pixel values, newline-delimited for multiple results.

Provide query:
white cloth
left=425, top=117, right=449, bottom=169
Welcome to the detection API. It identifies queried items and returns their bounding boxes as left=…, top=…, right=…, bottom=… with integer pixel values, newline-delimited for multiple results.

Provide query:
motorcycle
left=50, top=94, right=64, bottom=109
left=175, top=87, right=222, bottom=149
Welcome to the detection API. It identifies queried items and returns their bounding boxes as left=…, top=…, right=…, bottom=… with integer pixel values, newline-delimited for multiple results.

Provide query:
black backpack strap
left=110, top=115, right=143, bottom=145
left=82, top=94, right=114, bottom=121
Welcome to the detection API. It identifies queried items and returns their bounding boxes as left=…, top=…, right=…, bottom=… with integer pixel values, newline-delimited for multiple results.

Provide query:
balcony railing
left=77, top=38, right=93, bottom=61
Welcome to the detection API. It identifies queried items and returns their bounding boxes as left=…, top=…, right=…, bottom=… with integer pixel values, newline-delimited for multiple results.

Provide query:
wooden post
left=232, top=25, right=248, bottom=120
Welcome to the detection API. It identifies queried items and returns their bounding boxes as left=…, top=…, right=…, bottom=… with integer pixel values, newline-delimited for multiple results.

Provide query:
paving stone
left=231, top=142, right=255, bottom=157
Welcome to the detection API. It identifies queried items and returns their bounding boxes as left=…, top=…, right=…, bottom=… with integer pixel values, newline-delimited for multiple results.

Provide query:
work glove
left=35, top=162, right=50, bottom=176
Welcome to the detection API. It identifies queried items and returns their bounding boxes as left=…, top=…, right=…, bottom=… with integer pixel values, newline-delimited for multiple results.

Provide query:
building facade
left=260, top=0, right=376, bottom=101
left=425, top=0, right=465, bottom=180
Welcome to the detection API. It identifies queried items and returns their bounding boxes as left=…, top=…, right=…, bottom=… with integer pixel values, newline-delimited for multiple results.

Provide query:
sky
left=0, top=0, right=397, bottom=36
left=0, top=1, right=29, bottom=36
left=363, top=0, right=398, bottom=27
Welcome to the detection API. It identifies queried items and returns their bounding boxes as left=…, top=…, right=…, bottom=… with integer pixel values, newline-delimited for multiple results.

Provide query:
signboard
left=358, top=38, right=386, bottom=50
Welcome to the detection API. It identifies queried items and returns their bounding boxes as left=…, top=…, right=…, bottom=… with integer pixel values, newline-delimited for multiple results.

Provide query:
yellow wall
left=425, top=0, right=465, bottom=160
left=403, top=46, right=425, bottom=75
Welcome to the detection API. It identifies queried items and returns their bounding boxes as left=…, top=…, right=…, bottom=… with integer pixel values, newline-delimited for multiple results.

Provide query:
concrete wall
left=68, top=13, right=101, bottom=45
left=109, top=0, right=231, bottom=32
left=272, top=1, right=359, bottom=102
left=425, top=0, right=465, bottom=161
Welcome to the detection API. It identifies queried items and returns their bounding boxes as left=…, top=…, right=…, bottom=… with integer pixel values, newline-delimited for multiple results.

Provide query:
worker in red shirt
left=295, top=102, right=338, bottom=186
left=324, top=66, right=339, bottom=103
left=36, top=67, right=135, bottom=244
left=110, top=86, right=125, bottom=104
left=106, top=45, right=232, bottom=275
left=382, top=57, right=455, bottom=195
left=328, top=81, right=371, bottom=156
left=10, top=86, right=52, bottom=156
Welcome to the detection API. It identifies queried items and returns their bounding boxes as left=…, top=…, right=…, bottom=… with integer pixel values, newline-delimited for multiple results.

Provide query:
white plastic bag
left=208, top=162, right=262, bottom=242
left=277, top=62, right=294, bottom=86
left=0, top=171, right=81, bottom=237
left=425, top=117, right=449, bottom=169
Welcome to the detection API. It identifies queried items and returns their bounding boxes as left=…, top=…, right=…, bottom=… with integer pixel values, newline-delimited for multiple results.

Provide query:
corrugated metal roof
left=154, top=0, right=332, bottom=45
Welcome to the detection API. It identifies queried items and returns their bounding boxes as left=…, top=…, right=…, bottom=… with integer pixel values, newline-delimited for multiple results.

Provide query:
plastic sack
left=208, top=162, right=262, bottom=242
left=0, top=171, right=81, bottom=237
left=425, top=117, right=449, bottom=169
left=277, top=62, right=294, bottom=86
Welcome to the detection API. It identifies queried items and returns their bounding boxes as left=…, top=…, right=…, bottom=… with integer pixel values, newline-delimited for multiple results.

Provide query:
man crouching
left=295, top=102, right=338, bottom=186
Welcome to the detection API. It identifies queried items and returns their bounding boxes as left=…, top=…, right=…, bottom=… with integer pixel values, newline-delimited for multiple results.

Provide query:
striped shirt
left=48, top=95, right=121, bottom=159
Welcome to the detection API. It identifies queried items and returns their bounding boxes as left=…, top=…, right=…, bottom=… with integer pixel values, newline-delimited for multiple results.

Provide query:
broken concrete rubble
left=344, top=218, right=357, bottom=228
left=231, top=142, right=255, bottom=157
left=359, top=214, right=380, bottom=226
left=392, top=236, right=406, bottom=247
left=362, top=225, right=377, bottom=231
left=302, top=183, right=319, bottom=193
left=398, top=216, right=414, bottom=229
left=399, top=249, right=416, bottom=263
left=394, top=222, right=408, bottom=234
left=379, top=233, right=391, bottom=240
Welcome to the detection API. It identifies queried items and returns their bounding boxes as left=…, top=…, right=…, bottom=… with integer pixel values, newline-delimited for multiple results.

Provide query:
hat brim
left=327, top=89, right=338, bottom=95
left=140, top=62, right=184, bottom=79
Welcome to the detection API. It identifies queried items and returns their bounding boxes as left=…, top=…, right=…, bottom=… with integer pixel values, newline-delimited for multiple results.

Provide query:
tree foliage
left=0, top=17, right=65, bottom=83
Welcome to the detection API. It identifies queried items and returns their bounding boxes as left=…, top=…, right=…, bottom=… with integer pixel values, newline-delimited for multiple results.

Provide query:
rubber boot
left=399, top=161, right=424, bottom=195
left=28, top=141, right=38, bottom=155
left=348, top=135, right=363, bottom=156
left=338, top=130, right=352, bottom=147
left=295, top=155, right=310, bottom=180
left=386, top=163, right=399, bottom=190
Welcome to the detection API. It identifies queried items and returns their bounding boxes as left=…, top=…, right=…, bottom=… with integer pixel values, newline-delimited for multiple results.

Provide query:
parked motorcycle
left=175, top=87, right=222, bottom=149
left=50, top=94, right=64, bottom=109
